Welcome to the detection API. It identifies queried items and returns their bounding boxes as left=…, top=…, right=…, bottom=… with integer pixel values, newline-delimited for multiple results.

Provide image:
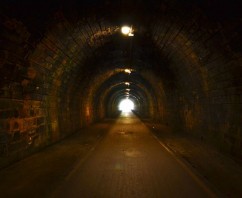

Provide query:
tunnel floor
left=0, top=113, right=242, bottom=197
left=52, top=112, right=212, bottom=198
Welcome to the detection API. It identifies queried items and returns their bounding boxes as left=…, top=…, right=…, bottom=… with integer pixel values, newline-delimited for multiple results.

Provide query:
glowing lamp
left=124, top=69, right=131, bottom=74
left=121, top=26, right=134, bottom=36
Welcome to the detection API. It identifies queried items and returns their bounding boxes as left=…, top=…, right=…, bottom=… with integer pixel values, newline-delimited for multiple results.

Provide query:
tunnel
left=0, top=0, right=242, bottom=197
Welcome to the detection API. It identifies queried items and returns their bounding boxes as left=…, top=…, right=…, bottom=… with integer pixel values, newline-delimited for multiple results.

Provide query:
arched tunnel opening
left=119, top=98, right=135, bottom=112
left=0, top=0, right=241, bottom=196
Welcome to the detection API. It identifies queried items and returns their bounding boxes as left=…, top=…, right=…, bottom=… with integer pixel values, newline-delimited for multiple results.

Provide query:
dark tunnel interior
left=0, top=0, right=241, bottom=171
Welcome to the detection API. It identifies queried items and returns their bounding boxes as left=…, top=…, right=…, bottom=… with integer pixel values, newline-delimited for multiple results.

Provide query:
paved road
left=52, top=112, right=213, bottom=198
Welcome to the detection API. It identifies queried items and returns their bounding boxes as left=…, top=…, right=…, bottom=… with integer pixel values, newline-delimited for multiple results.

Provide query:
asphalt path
left=52, top=112, right=214, bottom=198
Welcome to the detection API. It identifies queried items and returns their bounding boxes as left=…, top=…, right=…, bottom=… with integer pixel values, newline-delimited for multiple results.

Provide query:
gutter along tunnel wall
left=0, top=0, right=241, bottom=167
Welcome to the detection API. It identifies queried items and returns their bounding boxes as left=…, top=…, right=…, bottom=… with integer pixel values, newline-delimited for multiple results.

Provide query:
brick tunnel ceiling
left=0, top=0, right=242, bottom=157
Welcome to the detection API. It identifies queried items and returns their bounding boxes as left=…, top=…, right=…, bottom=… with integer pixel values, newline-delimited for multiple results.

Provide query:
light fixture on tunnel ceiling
left=124, top=69, right=131, bottom=74
left=125, top=82, right=130, bottom=86
left=126, top=89, right=130, bottom=91
left=121, top=26, right=134, bottom=37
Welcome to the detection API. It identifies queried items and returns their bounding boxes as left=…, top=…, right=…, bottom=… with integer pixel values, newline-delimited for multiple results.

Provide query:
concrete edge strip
left=150, top=132, right=218, bottom=198
left=51, top=134, right=105, bottom=197
left=65, top=135, right=105, bottom=181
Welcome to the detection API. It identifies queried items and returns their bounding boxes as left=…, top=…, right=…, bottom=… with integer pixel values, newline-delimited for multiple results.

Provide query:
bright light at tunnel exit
left=119, top=99, right=134, bottom=112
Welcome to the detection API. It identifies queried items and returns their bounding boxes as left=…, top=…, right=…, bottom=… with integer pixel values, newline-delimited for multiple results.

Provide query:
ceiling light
left=121, top=26, right=130, bottom=34
left=121, top=26, right=134, bottom=36
left=125, top=82, right=130, bottom=86
left=124, top=69, right=131, bottom=74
